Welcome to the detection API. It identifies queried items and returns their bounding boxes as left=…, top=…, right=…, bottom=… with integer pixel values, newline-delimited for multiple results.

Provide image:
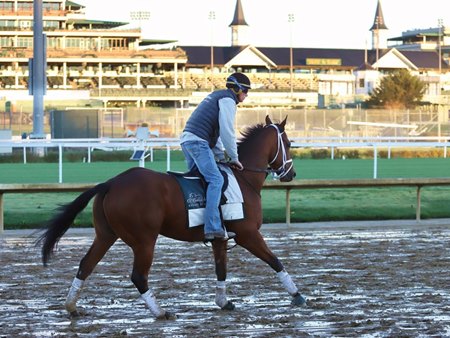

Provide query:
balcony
left=0, top=9, right=67, bottom=17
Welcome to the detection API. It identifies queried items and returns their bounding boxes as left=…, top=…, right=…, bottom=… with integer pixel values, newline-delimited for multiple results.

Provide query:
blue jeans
left=181, top=140, right=225, bottom=236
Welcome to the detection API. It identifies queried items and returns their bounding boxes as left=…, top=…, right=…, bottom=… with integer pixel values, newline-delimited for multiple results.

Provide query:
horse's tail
left=36, top=182, right=110, bottom=266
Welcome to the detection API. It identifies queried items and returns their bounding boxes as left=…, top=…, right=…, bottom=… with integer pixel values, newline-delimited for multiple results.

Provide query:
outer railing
left=2, top=178, right=450, bottom=232
left=0, top=136, right=449, bottom=182
left=0, top=138, right=180, bottom=182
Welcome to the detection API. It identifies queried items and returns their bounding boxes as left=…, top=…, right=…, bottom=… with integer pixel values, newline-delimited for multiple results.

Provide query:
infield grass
left=1, top=155, right=450, bottom=228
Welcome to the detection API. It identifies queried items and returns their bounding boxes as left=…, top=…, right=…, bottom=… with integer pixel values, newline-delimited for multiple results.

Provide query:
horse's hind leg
left=65, top=233, right=117, bottom=315
left=236, top=231, right=306, bottom=306
left=130, top=240, right=175, bottom=320
left=65, top=198, right=118, bottom=316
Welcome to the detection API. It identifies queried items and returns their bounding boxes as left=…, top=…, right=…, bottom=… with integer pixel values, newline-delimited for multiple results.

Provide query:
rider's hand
left=230, top=160, right=244, bottom=171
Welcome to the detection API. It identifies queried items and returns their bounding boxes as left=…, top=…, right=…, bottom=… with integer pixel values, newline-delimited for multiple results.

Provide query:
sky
left=77, top=0, right=450, bottom=49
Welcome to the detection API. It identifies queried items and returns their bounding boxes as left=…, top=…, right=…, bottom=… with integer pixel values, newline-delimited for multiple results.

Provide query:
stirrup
left=203, top=231, right=236, bottom=243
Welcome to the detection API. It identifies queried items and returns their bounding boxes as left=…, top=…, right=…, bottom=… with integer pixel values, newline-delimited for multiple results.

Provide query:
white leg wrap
left=141, top=289, right=165, bottom=318
left=277, top=270, right=298, bottom=296
left=215, top=281, right=229, bottom=308
left=65, top=277, right=84, bottom=313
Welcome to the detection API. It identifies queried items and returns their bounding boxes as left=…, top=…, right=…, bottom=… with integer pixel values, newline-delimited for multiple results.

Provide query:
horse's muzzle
left=280, top=169, right=296, bottom=182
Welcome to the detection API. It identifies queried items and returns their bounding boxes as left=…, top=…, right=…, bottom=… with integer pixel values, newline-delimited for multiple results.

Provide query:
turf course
left=1, top=156, right=450, bottom=228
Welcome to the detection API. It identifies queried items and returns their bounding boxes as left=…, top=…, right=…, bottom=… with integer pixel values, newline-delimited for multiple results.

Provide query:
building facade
left=0, top=0, right=449, bottom=110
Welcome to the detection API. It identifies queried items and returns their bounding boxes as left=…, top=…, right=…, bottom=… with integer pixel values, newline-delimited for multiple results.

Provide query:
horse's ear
left=280, top=116, right=288, bottom=129
left=265, top=115, right=273, bottom=125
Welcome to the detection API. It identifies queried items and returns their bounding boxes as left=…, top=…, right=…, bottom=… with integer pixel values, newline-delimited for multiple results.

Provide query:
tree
left=366, top=69, right=426, bottom=109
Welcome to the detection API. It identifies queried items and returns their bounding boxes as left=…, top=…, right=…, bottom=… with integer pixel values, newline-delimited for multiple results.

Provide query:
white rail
left=0, top=136, right=449, bottom=182
left=0, top=137, right=181, bottom=183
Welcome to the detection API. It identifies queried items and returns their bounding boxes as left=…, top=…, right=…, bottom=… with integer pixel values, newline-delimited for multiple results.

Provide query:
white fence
left=0, top=136, right=449, bottom=183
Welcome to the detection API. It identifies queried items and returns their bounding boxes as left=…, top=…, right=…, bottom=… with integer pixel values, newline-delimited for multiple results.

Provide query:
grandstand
left=1, top=0, right=449, bottom=110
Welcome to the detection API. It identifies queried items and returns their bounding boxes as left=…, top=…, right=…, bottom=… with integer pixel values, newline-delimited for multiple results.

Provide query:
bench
left=2, top=178, right=450, bottom=232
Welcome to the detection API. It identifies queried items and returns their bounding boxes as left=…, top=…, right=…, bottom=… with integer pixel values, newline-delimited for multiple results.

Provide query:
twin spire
left=370, top=0, right=388, bottom=30
left=229, top=0, right=249, bottom=46
left=370, top=0, right=388, bottom=50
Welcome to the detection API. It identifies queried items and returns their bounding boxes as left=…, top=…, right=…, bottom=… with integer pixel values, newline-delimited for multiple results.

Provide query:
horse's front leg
left=212, top=240, right=235, bottom=310
left=236, top=231, right=306, bottom=306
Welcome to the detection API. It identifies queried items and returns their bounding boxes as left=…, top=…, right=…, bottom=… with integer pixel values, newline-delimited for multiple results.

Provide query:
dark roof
left=357, top=62, right=375, bottom=71
left=370, top=0, right=388, bottom=30
left=400, top=50, right=449, bottom=69
left=229, top=0, right=248, bottom=27
left=67, top=19, right=128, bottom=29
left=65, top=1, right=84, bottom=9
left=179, top=46, right=447, bottom=71
left=180, top=46, right=247, bottom=65
left=181, top=46, right=368, bottom=68
left=389, top=31, right=440, bottom=42
left=140, top=39, right=178, bottom=46
left=258, top=47, right=366, bottom=68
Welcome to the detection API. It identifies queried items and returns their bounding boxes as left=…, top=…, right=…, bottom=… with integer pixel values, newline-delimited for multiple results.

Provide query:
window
left=44, top=21, right=59, bottom=29
left=0, top=37, right=14, bottom=47
left=66, top=38, right=82, bottom=48
left=19, top=20, right=32, bottom=29
left=43, top=2, right=60, bottom=11
left=47, top=37, right=62, bottom=48
left=0, top=20, right=16, bottom=28
left=0, top=2, right=14, bottom=11
left=359, top=78, right=365, bottom=88
left=17, top=3, right=33, bottom=11
left=17, top=37, right=33, bottom=48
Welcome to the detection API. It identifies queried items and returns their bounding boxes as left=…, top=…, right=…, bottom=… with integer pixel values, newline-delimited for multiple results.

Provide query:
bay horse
left=37, top=115, right=306, bottom=319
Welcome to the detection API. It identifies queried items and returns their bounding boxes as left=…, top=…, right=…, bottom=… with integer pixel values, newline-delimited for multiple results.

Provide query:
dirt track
left=1, top=225, right=449, bottom=337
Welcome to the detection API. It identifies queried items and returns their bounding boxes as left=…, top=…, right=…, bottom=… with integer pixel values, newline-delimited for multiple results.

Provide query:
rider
left=180, top=72, right=251, bottom=241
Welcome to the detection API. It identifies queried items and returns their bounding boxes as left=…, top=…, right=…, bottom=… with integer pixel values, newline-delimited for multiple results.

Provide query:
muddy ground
left=0, top=224, right=449, bottom=337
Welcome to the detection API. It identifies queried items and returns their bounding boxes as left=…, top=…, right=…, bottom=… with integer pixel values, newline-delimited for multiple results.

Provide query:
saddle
left=168, top=164, right=244, bottom=228
left=168, top=166, right=229, bottom=206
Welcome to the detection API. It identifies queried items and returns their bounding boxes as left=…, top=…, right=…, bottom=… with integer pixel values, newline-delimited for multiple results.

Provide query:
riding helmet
left=226, top=73, right=251, bottom=93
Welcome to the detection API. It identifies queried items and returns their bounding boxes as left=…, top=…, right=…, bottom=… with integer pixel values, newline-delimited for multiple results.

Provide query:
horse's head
left=264, top=115, right=296, bottom=182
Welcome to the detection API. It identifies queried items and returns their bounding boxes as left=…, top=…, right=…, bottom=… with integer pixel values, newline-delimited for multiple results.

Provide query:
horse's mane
left=237, top=123, right=266, bottom=150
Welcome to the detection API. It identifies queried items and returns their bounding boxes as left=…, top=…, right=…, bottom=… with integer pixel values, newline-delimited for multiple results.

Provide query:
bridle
left=243, top=124, right=294, bottom=180
left=266, top=124, right=294, bottom=180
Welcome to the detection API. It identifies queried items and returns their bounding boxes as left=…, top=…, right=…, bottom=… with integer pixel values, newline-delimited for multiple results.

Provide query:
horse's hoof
left=68, top=310, right=80, bottom=318
left=221, top=301, right=235, bottom=311
left=156, top=311, right=177, bottom=320
left=291, top=293, right=307, bottom=306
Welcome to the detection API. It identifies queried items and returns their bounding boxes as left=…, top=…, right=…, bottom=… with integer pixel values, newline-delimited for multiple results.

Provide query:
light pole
left=438, top=19, right=443, bottom=96
left=209, top=10, right=216, bottom=90
left=31, top=0, right=46, bottom=140
left=130, top=11, right=150, bottom=89
left=130, top=11, right=151, bottom=31
left=288, top=13, right=295, bottom=98
left=438, top=19, right=443, bottom=75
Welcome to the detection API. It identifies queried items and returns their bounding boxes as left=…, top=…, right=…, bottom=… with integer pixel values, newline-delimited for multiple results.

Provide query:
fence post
left=0, top=192, right=3, bottom=233
left=87, top=146, right=91, bottom=163
left=373, top=145, right=378, bottom=179
left=166, top=145, right=171, bottom=171
left=286, top=188, right=291, bottom=227
left=58, top=144, right=63, bottom=183
left=416, top=186, right=421, bottom=221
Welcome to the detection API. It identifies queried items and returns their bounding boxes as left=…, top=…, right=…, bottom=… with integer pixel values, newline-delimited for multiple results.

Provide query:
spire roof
left=229, top=0, right=248, bottom=27
left=370, top=0, right=388, bottom=31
